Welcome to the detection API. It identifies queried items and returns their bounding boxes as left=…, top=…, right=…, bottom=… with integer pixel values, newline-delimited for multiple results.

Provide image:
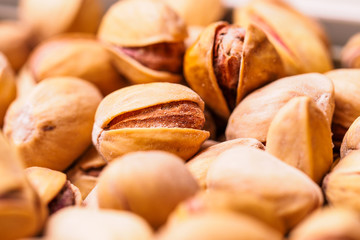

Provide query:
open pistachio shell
left=341, top=117, right=360, bottom=158
left=234, top=0, right=332, bottom=75
left=341, top=33, right=360, bottom=68
left=184, top=21, right=283, bottom=119
left=0, top=53, right=15, bottom=127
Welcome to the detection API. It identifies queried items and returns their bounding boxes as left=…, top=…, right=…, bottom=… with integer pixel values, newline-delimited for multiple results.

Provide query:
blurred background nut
left=226, top=73, right=335, bottom=143
left=341, top=117, right=360, bottom=158
left=92, top=82, right=209, bottom=161
left=207, top=146, right=323, bottom=231
left=186, top=138, right=265, bottom=189
left=266, top=96, right=333, bottom=183
left=341, top=33, right=360, bottom=68
left=97, top=151, right=199, bottom=229
left=0, top=53, right=15, bottom=127
left=184, top=21, right=283, bottom=119
left=289, top=207, right=360, bottom=240
left=0, top=132, right=47, bottom=240
left=234, top=0, right=332, bottom=75
left=98, top=0, right=187, bottom=84
left=25, top=167, right=82, bottom=215
left=19, top=0, right=102, bottom=44
left=44, top=207, right=153, bottom=240
left=4, top=77, right=102, bottom=171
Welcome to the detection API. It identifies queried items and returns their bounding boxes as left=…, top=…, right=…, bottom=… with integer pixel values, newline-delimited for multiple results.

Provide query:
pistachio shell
left=266, top=96, right=333, bottom=183
left=226, top=73, right=335, bottom=142
left=16, top=67, right=36, bottom=98
left=207, top=146, right=323, bottom=231
left=0, top=53, right=15, bottom=127
left=186, top=138, right=265, bottom=189
left=341, top=33, right=360, bottom=68
left=341, top=117, right=360, bottom=158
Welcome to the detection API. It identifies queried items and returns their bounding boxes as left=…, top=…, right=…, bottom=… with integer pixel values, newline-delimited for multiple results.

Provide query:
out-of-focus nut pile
left=2, top=0, right=360, bottom=239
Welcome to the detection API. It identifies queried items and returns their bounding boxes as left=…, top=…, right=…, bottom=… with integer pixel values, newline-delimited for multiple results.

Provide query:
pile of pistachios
left=2, top=0, right=360, bottom=239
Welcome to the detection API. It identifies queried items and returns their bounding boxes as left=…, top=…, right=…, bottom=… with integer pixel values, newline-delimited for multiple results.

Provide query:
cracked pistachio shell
left=0, top=53, right=15, bottom=127
left=97, top=151, right=199, bottom=229
left=45, top=207, right=153, bottom=240
left=323, top=150, right=360, bottom=211
left=157, top=212, right=282, bottom=240
left=0, top=132, right=47, bottom=240
left=184, top=21, right=284, bottom=119
left=4, top=77, right=102, bottom=171
left=92, top=82, right=209, bottom=161
left=290, top=207, right=360, bottom=240
left=226, top=73, right=335, bottom=143
left=234, top=0, right=332, bottom=75
left=186, top=138, right=265, bottom=189
left=341, top=33, right=360, bottom=68
left=19, top=0, right=102, bottom=43
left=207, top=146, right=323, bottom=231
left=341, top=117, right=360, bottom=158
left=266, top=96, right=333, bottom=183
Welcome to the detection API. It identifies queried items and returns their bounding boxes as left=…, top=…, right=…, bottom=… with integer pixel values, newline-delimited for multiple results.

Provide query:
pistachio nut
left=19, top=0, right=102, bottom=43
left=186, top=138, right=265, bottom=189
left=341, top=117, right=360, bottom=158
left=98, top=0, right=187, bottom=84
left=207, top=146, right=323, bottom=231
left=44, top=207, right=153, bottom=240
left=0, top=21, right=33, bottom=71
left=234, top=0, right=332, bottom=75
left=18, top=35, right=127, bottom=97
left=0, top=53, right=16, bottom=127
left=266, top=96, right=333, bottom=183
left=226, top=73, right=335, bottom=143
left=92, top=82, right=209, bottom=161
left=97, top=151, right=199, bottom=229
left=184, top=21, right=284, bottom=119
left=325, top=69, right=360, bottom=149
left=0, top=132, right=47, bottom=240
left=289, top=207, right=360, bottom=240
left=341, top=33, right=360, bottom=68
left=157, top=212, right=282, bottom=240
left=4, top=77, right=102, bottom=171
left=67, top=146, right=107, bottom=199
left=323, top=150, right=360, bottom=211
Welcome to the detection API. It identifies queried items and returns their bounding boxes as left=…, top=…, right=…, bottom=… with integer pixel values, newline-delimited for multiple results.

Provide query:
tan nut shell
left=341, top=117, right=360, bottom=158
left=92, top=82, right=209, bottom=161
left=97, top=151, right=199, bottom=229
left=266, top=96, right=333, bottom=183
left=234, top=0, right=332, bottom=75
left=4, top=77, right=102, bottom=171
left=186, top=138, right=265, bottom=189
left=45, top=207, right=153, bottom=240
left=207, top=146, right=323, bottom=231
left=289, top=207, right=360, bottom=240
left=184, top=22, right=284, bottom=119
left=0, top=53, right=16, bottom=127
left=226, top=73, right=335, bottom=143
left=341, top=33, right=360, bottom=68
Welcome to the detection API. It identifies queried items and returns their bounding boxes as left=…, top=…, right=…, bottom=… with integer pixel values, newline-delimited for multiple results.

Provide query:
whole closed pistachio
left=184, top=21, right=284, bottom=119
left=4, top=77, right=102, bottom=171
left=98, top=0, right=187, bottom=84
left=97, top=151, right=199, bottom=229
left=341, top=33, right=360, bottom=68
left=341, top=117, right=360, bottom=158
left=0, top=53, right=15, bottom=127
left=92, top=82, right=209, bottom=161
left=226, top=73, right=335, bottom=143
left=266, top=96, right=333, bottom=183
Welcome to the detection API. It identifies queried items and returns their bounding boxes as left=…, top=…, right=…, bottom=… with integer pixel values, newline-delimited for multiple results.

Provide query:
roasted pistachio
left=266, top=96, right=333, bottom=183
left=226, top=73, right=335, bottom=143
left=185, top=21, right=283, bottom=119
left=341, top=33, right=360, bottom=68
left=0, top=53, right=15, bottom=127
left=207, top=146, right=323, bottom=231
left=92, top=82, right=209, bottom=161
left=341, top=117, right=360, bottom=158
left=97, top=151, right=199, bottom=229
left=98, top=0, right=187, bottom=84
left=4, top=77, right=102, bottom=171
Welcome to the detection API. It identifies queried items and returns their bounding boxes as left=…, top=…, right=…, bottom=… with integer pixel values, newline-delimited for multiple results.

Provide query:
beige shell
left=341, top=117, right=360, bottom=158
left=97, top=151, right=199, bottom=229
left=92, top=82, right=209, bottom=161
left=266, top=96, right=333, bottom=183
left=4, top=77, right=102, bottom=171
left=19, top=0, right=102, bottom=43
left=207, top=146, right=323, bottom=231
left=226, top=73, right=335, bottom=143
left=184, top=22, right=284, bottom=119
left=45, top=207, right=153, bottom=240
left=341, top=33, right=360, bottom=68
left=0, top=53, right=16, bottom=127
left=186, top=138, right=265, bottom=189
